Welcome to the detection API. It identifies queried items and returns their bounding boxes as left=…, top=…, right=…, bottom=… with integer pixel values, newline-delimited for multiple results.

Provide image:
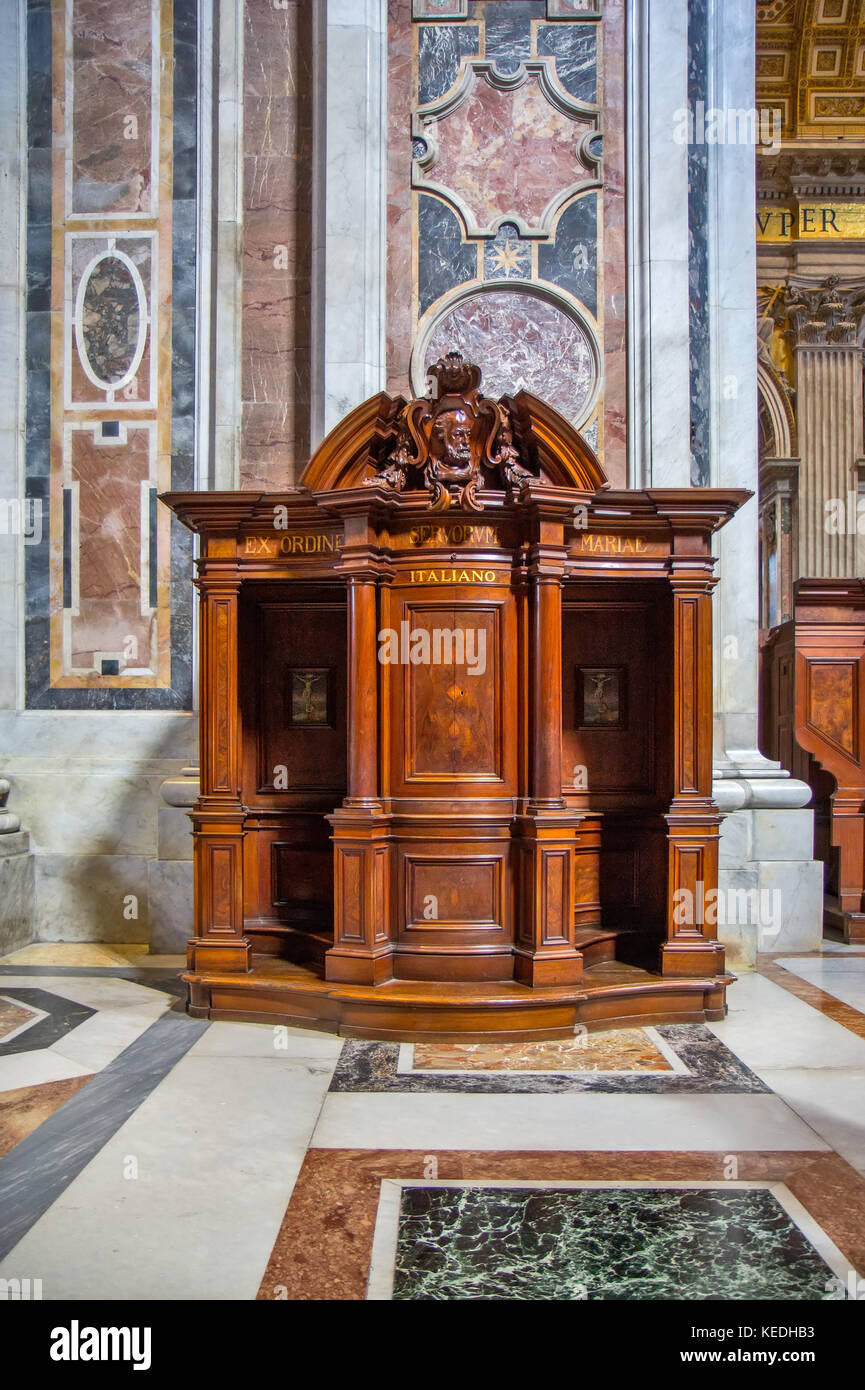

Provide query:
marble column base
left=717, top=809, right=823, bottom=968
left=712, top=752, right=823, bottom=966
left=0, top=831, right=36, bottom=956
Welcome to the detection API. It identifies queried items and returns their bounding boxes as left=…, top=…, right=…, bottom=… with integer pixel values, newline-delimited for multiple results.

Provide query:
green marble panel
left=392, top=1186, right=837, bottom=1301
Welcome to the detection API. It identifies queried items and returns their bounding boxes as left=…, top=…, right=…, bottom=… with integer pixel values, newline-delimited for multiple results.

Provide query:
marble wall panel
left=240, top=0, right=314, bottom=489
left=599, top=0, right=625, bottom=484
left=688, top=0, right=710, bottom=487
left=69, top=0, right=156, bottom=217
left=386, top=0, right=416, bottom=393
left=386, top=0, right=626, bottom=479
left=34, top=853, right=150, bottom=942
left=65, top=424, right=155, bottom=679
left=24, top=0, right=195, bottom=709
left=423, top=290, right=596, bottom=425
left=421, top=73, right=596, bottom=235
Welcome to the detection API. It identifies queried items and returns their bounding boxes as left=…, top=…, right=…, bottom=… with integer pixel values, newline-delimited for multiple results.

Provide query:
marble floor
left=0, top=945, right=864, bottom=1301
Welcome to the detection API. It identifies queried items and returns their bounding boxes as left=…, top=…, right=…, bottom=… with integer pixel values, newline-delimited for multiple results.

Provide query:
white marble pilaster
left=703, top=0, right=820, bottom=956
left=626, top=0, right=692, bottom=488
left=0, top=0, right=26, bottom=714
left=212, top=0, right=244, bottom=490
left=310, top=0, right=387, bottom=445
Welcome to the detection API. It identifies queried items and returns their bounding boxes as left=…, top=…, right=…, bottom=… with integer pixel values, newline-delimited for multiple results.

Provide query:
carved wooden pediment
left=298, top=355, right=609, bottom=496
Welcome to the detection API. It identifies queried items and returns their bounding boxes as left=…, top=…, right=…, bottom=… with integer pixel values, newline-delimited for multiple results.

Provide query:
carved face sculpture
left=431, top=409, right=474, bottom=479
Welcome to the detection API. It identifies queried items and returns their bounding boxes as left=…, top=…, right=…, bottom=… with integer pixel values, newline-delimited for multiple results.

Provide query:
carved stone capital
left=783, top=276, right=865, bottom=348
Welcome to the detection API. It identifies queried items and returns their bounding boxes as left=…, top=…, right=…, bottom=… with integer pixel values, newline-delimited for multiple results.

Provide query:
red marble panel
left=386, top=0, right=416, bottom=395
left=424, top=74, right=595, bottom=235
left=241, top=0, right=313, bottom=487
left=424, top=291, right=596, bottom=425
left=70, top=0, right=154, bottom=216
left=69, top=425, right=153, bottom=672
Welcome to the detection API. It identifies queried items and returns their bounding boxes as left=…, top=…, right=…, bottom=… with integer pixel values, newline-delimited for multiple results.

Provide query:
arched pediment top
left=299, top=355, right=608, bottom=504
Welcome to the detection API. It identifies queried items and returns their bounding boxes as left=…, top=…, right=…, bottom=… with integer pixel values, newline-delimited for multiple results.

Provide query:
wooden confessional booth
left=163, top=354, right=748, bottom=1039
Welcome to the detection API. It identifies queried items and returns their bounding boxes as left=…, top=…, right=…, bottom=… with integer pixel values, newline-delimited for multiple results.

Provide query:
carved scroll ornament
left=366, top=352, right=533, bottom=511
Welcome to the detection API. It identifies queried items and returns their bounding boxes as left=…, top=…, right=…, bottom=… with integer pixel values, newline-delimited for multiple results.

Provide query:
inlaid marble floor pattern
left=0, top=948, right=864, bottom=1301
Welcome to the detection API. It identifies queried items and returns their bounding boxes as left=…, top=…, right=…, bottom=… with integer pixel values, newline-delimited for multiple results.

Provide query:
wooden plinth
left=184, top=953, right=731, bottom=1043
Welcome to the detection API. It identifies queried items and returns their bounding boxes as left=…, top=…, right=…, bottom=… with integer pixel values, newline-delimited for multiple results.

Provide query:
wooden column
left=661, top=567, right=724, bottom=977
left=345, top=575, right=380, bottom=807
left=323, top=492, right=393, bottom=985
left=513, top=489, right=584, bottom=987
left=188, top=572, right=250, bottom=982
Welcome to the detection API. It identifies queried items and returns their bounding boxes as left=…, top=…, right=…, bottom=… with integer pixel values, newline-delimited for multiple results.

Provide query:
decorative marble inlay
left=0, top=989, right=95, bottom=1056
left=483, top=223, right=531, bottom=281
left=411, top=1028, right=674, bottom=1072
left=29, top=0, right=187, bottom=704
left=0, top=998, right=41, bottom=1043
left=388, top=1185, right=840, bottom=1300
left=330, top=1025, right=770, bottom=1095
left=389, top=0, right=624, bottom=478
left=415, top=65, right=600, bottom=238
left=76, top=254, right=145, bottom=390
left=423, top=290, right=596, bottom=425
left=0, top=1078, right=94, bottom=1160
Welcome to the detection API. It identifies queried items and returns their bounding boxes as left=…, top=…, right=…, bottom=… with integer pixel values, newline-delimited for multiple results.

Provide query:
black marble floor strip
left=330, top=1025, right=769, bottom=1095
left=0, top=1008, right=209, bottom=1262
left=0, top=988, right=96, bottom=1055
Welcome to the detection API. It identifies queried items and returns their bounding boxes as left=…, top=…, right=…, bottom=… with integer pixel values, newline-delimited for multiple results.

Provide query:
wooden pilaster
left=188, top=572, right=250, bottom=978
left=513, top=487, right=584, bottom=987
left=661, top=566, right=724, bottom=977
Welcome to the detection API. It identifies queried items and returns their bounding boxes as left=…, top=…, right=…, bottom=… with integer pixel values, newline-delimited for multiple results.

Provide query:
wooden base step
left=184, top=955, right=731, bottom=1043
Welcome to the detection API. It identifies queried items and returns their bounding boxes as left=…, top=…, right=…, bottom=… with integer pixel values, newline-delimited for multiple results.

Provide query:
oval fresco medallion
left=76, top=254, right=146, bottom=390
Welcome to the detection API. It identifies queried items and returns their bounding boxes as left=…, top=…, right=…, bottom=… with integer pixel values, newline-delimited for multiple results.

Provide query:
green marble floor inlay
left=391, top=1187, right=837, bottom=1301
